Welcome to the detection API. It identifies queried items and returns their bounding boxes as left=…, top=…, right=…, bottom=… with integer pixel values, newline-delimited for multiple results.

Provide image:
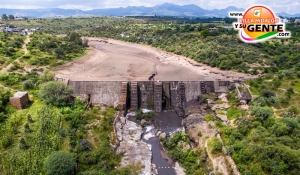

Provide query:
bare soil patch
left=53, top=37, right=258, bottom=81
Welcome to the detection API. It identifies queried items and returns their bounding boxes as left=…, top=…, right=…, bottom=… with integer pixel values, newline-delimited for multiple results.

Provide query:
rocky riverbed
left=115, top=116, right=155, bottom=175
left=114, top=92, right=242, bottom=175
left=114, top=111, right=186, bottom=175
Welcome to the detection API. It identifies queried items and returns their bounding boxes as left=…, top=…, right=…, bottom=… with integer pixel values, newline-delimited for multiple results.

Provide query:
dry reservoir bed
left=52, top=37, right=257, bottom=81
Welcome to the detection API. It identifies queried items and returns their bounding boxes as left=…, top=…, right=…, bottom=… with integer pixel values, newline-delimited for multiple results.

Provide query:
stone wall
left=66, top=80, right=233, bottom=110
left=183, top=81, right=201, bottom=102
left=138, top=81, right=154, bottom=109
left=68, top=81, right=123, bottom=106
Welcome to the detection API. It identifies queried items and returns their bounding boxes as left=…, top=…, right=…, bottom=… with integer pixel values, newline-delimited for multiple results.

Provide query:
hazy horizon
left=1, top=0, right=300, bottom=14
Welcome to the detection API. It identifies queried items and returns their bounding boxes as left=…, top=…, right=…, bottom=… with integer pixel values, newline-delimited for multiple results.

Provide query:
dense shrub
left=44, top=151, right=75, bottom=175
left=23, top=79, right=35, bottom=90
left=135, top=110, right=154, bottom=121
left=39, top=81, right=74, bottom=106
left=251, top=106, right=274, bottom=121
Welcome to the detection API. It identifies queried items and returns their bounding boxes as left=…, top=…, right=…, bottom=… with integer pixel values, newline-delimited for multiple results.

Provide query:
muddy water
left=145, top=112, right=183, bottom=175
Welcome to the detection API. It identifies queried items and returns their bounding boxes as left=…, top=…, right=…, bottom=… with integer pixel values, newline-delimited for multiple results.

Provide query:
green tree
left=54, top=48, right=64, bottom=58
left=40, top=69, right=54, bottom=83
left=251, top=106, right=274, bottom=121
left=200, top=29, right=210, bottom=38
left=44, top=151, right=75, bottom=175
left=8, top=14, right=14, bottom=20
left=39, top=81, right=74, bottom=106
left=210, top=137, right=223, bottom=154
left=23, top=80, right=35, bottom=90
left=1, top=14, right=8, bottom=20
left=0, top=87, right=11, bottom=121
left=285, top=88, right=294, bottom=99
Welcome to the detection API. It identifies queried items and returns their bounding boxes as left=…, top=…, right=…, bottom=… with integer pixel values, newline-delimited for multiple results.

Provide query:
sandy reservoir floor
left=53, top=37, right=257, bottom=81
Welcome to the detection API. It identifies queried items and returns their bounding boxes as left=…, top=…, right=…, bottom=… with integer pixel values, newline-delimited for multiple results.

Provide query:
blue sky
left=1, top=0, right=299, bottom=14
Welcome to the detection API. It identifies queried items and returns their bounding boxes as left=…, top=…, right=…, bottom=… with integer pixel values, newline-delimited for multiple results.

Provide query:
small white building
left=221, top=26, right=233, bottom=30
left=281, top=18, right=290, bottom=23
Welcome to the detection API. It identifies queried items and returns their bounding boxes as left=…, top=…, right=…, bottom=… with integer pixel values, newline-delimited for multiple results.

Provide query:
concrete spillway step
left=154, top=82, right=162, bottom=112
left=120, top=82, right=128, bottom=104
left=214, top=81, right=220, bottom=92
left=130, top=82, right=138, bottom=111
left=200, top=82, right=206, bottom=94
left=179, top=82, right=186, bottom=103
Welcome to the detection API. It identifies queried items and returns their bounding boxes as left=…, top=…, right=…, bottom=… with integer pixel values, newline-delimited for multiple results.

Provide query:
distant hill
left=277, top=12, right=300, bottom=18
left=0, top=3, right=298, bottom=18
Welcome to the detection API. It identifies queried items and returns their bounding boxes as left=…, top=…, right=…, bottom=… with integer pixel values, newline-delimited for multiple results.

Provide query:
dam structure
left=56, top=78, right=233, bottom=112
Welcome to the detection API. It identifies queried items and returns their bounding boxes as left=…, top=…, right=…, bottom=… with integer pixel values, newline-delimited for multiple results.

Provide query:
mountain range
left=0, top=3, right=299, bottom=18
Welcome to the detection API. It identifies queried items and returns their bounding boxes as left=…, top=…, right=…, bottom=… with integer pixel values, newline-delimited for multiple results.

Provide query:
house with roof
left=295, top=19, right=300, bottom=24
left=208, top=27, right=217, bottom=32
left=10, top=92, right=29, bottom=109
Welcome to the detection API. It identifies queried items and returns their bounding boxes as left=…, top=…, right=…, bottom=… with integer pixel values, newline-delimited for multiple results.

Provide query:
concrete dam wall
left=57, top=78, right=233, bottom=112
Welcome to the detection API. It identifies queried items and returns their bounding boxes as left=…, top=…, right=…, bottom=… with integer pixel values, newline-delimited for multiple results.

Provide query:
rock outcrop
left=182, top=113, right=215, bottom=146
left=114, top=101, right=124, bottom=110
left=115, top=116, right=154, bottom=175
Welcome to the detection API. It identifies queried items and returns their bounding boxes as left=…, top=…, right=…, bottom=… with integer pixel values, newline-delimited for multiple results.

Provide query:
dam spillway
left=56, top=78, right=234, bottom=112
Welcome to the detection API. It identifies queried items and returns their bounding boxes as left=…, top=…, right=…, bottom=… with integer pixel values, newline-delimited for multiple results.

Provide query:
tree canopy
left=44, top=151, right=75, bottom=175
left=39, top=81, right=74, bottom=106
left=1, top=14, right=8, bottom=20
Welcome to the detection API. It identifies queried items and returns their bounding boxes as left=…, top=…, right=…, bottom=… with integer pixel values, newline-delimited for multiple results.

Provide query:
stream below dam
left=128, top=112, right=184, bottom=175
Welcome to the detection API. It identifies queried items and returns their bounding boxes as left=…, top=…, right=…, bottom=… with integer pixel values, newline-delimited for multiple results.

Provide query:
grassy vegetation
left=0, top=31, right=87, bottom=73
left=0, top=71, right=140, bottom=174
left=135, top=109, right=154, bottom=121
left=25, top=32, right=87, bottom=67
left=212, top=74, right=300, bottom=174
left=0, top=32, right=25, bottom=70
left=226, top=107, right=244, bottom=120
left=208, top=137, right=223, bottom=156
left=161, top=132, right=211, bottom=175
left=7, top=17, right=144, bottom=35
left=0, top=30, right=135, bottom=174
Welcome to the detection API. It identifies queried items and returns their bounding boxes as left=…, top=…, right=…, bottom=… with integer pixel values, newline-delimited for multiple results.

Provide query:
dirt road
left=1, top=35, right=30, bottom=73
left=53, top=37, right=258, bottom=81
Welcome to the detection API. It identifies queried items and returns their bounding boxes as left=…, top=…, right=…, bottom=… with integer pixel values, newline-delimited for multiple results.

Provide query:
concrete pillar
left=138, top=82, right=154, bottom=109
left=154, top=81, right=162, bottom=112
left=130, top=82, right=138, bottom=111
left=178, top=82, right=186, bottom=106
left=119, top=82, right=128, bottom=109
left=170, top=81, right=178, bottom=110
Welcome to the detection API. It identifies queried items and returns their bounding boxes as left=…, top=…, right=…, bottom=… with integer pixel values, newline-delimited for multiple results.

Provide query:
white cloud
left=1, top=0, right=299, bottom=14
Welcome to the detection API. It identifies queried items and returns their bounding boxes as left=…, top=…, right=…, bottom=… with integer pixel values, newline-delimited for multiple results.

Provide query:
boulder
left=175, top=106, right=185, bottom=118
left=156, top=131, right=161, bottom=137
left=114, top=101, right=124, bottom=110
left=239, top=104, right=249, bottom=110
left=218, top=93, right=228, bottom=102
left=159, top=132, right=166, bottom=139
left=141, top=119, right=148, bottom=126
left=216, top=114, right=228, bottom=123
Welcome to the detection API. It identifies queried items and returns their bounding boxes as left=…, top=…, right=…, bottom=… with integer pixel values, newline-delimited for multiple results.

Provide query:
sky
left=1, top=0, right=300, bottom=14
